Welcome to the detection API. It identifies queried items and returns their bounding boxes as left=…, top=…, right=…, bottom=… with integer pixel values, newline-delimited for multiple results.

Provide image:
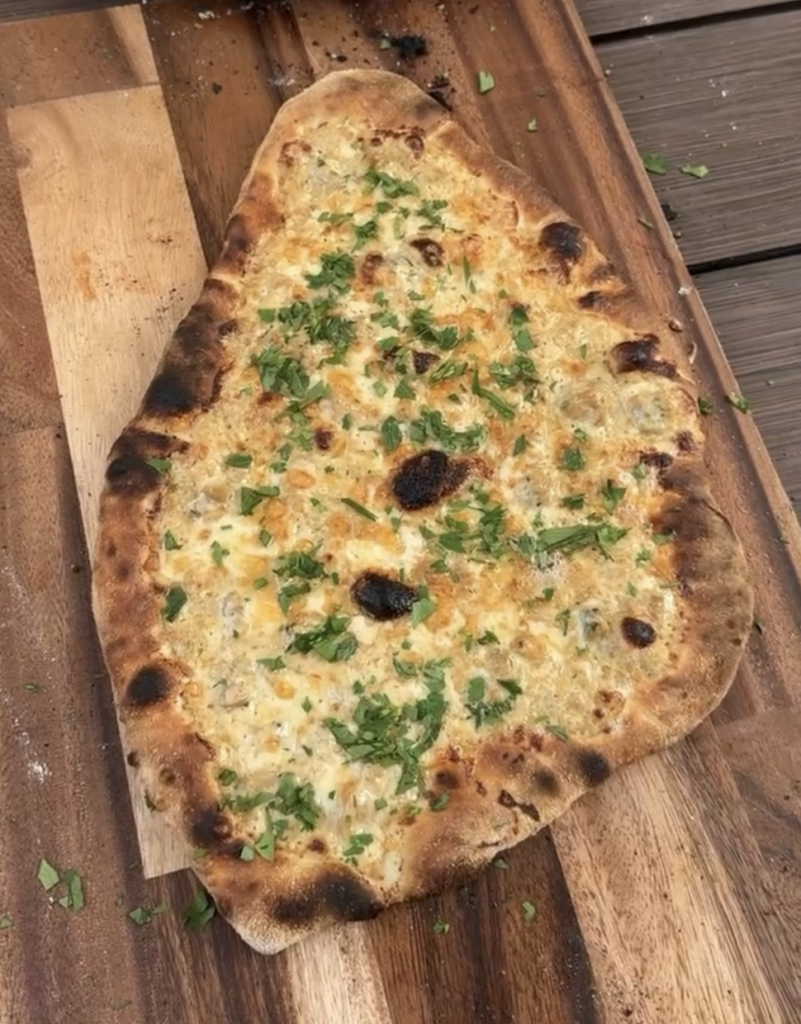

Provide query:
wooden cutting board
left=1, top=2, right=799, bottom=1023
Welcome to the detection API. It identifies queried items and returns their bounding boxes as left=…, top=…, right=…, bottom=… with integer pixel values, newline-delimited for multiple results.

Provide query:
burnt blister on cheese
left=351, top=572, right=417, bottom=621
left=391, top=449, right=470, bottom=511
left=621, top=616, right=657, bottom=648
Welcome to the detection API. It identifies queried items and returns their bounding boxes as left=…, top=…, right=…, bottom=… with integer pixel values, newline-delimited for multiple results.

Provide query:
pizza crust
left=92, top=70, right=752, bottom=955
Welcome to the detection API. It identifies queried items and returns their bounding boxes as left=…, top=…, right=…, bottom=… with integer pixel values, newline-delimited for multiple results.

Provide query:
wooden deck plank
left=597, top=9, right=801, bottom=266
left=577, top=0, right=792, bottom=36
left=0, top=5, right=157, bottom=106
left=698, top=256, right=801, bottom=511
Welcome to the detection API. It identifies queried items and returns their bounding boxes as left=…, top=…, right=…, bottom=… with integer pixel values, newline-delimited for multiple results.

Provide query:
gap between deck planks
left=1, top=3, right=800, bottom=1024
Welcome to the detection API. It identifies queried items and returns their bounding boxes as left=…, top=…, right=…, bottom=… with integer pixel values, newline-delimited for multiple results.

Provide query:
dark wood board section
left=0, top=2, right=799, bottom=1023
left=699, top=255, right=801, bottom=510
left=597, top=9, right=801, bottom=266
left=0, top=105, right=61, bottom=435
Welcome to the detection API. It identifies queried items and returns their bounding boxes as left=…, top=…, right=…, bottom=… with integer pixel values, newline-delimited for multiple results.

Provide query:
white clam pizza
left=92, top=70, right=752, bottom=954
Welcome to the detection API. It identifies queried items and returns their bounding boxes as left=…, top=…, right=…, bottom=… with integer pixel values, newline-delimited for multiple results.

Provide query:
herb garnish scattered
left=225, top=453, right=253, bottom=468
left=380, top=416, right=402, bottom=453
left=162, top=586, right=187, bottom=622
left=726, top=392, right=751, bottom=413
left=642, top=152, right=668, bottom=176
left=465, top=677, right=522, bottom=727
left=145, top=456, right=171, bottom=475
left=340, top=497, right=379, bottom=521
left=211, top=540, right=229, bottom=567
left=240, top=484, right=279, bottom=515
left=288, top=615, right=359, bottom=662
left=343, top=833, right=373, bottom=864
left=184, top=889, right=216, bottom=930
left=681, top=164, right=709, bottom=179
left=471, top=367, right=516, bottom=420
left=164, top=530, right=181, bottom=550
left=409, top=408, right=485, bottom=453
left=560, top=447, right=586, bottom=471
left=364, top=167, right=419, bottom=199
left=305, top=251, right=356, bottom=293
left=477, top=71, right=495, bottom=94
left=698, top=396, right=714, bottom=416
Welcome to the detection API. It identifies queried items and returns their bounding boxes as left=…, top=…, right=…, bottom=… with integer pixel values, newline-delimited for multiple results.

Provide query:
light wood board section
left=8, top=83, right=207, bottom=877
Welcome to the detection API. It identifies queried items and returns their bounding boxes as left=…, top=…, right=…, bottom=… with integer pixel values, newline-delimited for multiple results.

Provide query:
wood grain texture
left=698, top=255, right=801, bottom=510
left=7, top=83, right=207, bottom=877
left=597, top=9, right=801, bottom=266
left=142, top=0, right=282, bottom=264
left=576, top=0, right=793, bottom=35
left=0, top=1, right=799, bottom=1022
left=0, top=105, right=61, bottom=435
left=0, top=4, right=157, bottom=106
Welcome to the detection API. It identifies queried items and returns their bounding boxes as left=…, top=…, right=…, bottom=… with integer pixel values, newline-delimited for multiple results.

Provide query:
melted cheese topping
left=153, top=125, right=696, bottom=881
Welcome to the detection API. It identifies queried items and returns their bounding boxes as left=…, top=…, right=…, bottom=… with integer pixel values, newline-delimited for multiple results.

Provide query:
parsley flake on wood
left=681, top=164, right=709, bottom=179
left=37, top=859, right=59, bottom=891
left=477, top=70, right=495, bottom=94
left=128, top=904, right=167, bottom=926
left=527, top=118, right=538, bottom=132
left=521, top=900, right=537, bottom=922
left=0, top=913, right=11, bottom=929
left=642, top=152, right=668, bottom=175
left=698, top=396, right=714, bottom=416
left=184, top=889, right=216, bottom=930
left=726, top=392, right=751, bottom=413
left=161, top=586, right=187, bottom=622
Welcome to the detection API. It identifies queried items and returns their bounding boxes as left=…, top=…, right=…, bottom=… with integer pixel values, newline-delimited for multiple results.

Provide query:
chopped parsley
left=698, top=396, right=714, bottom=416
left=429, top=359, right=468, bottom=384
left=560, top=447, right=586, bottom=471
left=394, top=378, right=416, bottom=400
left=416, top=198, right=448, bottom=229
left=600, top=480, right=626, bottom=513
left=429, top=792, right=449, bottom=811
left=225, top=452, right=253, bottom=468
left=477, top=70, right=495, bottom=94
left=471, top=367, right=515, bottom=420
left=352, top=219, right=379, bottom=249
left=184, top=889, right=216, bottom=930
left=145, top=456, right=171, bottom=475
left=380, top=415, right=403, bottom=453
left=343, top=832, right=373, bottom=864
left=726, top=392, right=751, bottom=413
left=489, top=354, right=539, bottom=392
left=161, top=586, right=187, bottom=622
left=508, top=305, right=534, bottom=351
left=305, top=250, right=356, bottom=293
left=325, top=660, right=448, bottom=793
left=561, top=494, right=585, bottom=509
left=515, top=522, right=628, bottom=566
left=681, top=163, right=709, bottom=179
left=240, top=484, right=279, bottom=515
left=408, top=307, right=468, bottom=352
left=318, top=210, right=353, bottom=226
left=37, top=858, right=59, bottom=891
left=340, top=497, right=378, bottom=521
left=632, top=462, right=648, bottom=481
left=257, top=656, right=286, bottom=672
left=259, top=529, right=273, bottom=547
left=211, top=540, right=229, bottom=567
left=521, top=900, right=537, bottom=922
left=513, top=435, right=527, bottom=456
left=409, top=408, right=485, bottom=453
left=433, top=918, right=451, bottom=934
left=250, top=346, right=331, bottom=405
left=364, top=167, right=419, bottom=199
left=411, top=586, right=437, bottom=626
left=641, top=152, right=668, bottom=176
left=218, top=768, right=238, bottom=785
left=128, top=904, right=167, bottom=926
left=465, top=677, right=522, bottom=728
left=288, top=614, right=358, bottom=662
left=164, top=530, right=181, bottom=550
left=273, top=546, right=328, bottom=612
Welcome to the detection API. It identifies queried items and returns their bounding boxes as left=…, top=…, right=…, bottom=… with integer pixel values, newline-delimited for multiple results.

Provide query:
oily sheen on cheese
left=151, top=121, right=695, bottom=884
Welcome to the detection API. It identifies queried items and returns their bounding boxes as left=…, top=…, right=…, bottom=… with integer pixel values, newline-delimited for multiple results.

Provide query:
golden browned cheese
left=92, top=71, right=752, bottom=955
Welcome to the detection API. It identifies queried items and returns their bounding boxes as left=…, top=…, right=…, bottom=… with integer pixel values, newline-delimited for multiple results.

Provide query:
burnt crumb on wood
left=211, top=82, right=223, bottom=95
left=379, top=34, right=428, bottom=59
left=427, top=73, right=453, bottom=110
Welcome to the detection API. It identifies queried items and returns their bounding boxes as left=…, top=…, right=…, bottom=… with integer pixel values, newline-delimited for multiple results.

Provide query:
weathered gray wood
left=597, top=9, right=801, bottom=265
left=698, top=255, right=801, bottom=511
left=577, top=0, right=791, bottom=36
